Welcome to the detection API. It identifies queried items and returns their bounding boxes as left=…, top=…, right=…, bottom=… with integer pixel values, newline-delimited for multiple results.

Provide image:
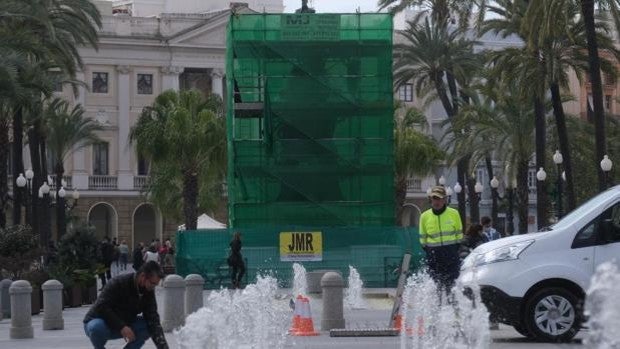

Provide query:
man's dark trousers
left=84, top=316, right=150, bottom=349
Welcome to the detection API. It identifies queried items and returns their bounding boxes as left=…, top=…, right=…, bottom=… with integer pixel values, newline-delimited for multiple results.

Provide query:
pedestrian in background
left=119, top=240, right=129, bottom=271
left=459, top=223, right=488, bottom=261
left=228, top=232, right=245, bottom=289
left=481, top=216, right=501, bottom=241
left=419, top=186, right=463, bottom=294
left=132, top=242, right=145, bottom=271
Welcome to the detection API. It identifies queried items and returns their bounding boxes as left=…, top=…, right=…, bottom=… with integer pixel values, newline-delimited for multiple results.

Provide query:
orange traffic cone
left=289, top=295, right=304, bottom=334
left=392, top=313, right=417, bottom=336
left=293, top=296, right=319, bottom=336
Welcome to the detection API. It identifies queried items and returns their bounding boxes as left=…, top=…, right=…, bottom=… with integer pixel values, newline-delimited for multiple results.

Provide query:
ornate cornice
left=116, top=65, right=132, bottom=74
left=160, top=65, right=184, bottom=75
left=210, top=68, right=224, bottom=78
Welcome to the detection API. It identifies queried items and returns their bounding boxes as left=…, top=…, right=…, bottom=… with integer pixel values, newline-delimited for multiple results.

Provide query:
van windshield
left=548, top=188, right=619, bottom=232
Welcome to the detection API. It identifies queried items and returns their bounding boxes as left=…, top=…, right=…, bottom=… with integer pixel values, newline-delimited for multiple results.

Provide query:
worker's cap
left=429, top=186, right=446, bottom=199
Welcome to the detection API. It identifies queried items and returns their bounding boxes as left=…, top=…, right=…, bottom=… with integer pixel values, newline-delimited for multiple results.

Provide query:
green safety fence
left=226, top=13, right=395, bottom=228
left=175, top=226, right=423, bottom=289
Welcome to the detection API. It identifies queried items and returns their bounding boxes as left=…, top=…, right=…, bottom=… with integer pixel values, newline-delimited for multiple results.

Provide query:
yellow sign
left=279, top=232, right=323, bottom=261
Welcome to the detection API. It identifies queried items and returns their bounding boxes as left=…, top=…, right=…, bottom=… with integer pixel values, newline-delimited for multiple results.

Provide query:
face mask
left=483, top=227, right=490, bottom=232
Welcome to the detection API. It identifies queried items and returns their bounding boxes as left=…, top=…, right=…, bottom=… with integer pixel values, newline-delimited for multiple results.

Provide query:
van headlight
left=463, top=240, right=534, bottom=269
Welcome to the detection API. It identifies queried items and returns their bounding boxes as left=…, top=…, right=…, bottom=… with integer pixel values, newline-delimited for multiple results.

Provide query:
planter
left=64, top=285, right=82, bottom=308
left=82, top=285, right=97, bottom=305
left=31, top=286, right=41, bottom=315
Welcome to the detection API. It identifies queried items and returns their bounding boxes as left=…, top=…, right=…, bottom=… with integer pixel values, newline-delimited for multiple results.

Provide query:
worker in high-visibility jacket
left=419, top=186, right=463, bottom=292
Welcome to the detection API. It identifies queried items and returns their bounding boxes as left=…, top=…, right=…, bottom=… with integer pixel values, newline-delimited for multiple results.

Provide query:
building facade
left=13, top=1, right=284, bottom=248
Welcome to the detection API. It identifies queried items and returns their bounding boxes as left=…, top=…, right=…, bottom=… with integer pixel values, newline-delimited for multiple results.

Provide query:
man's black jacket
left=84, top=273, right=168, bottom=349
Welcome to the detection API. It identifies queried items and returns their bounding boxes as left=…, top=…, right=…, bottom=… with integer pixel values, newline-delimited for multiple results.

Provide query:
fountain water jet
left=585, top=261, right=620, bottom=348
left=292, top=263, right=308, bottom=297
left=175, top=276, right=290, bottom=349
left=344, top=266, right=367, bottom=309
left=399, top=270, right=490, bottom=349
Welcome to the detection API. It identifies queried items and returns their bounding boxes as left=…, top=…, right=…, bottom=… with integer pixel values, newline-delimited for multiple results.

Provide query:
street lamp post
left=536, top=167, right=548, bottom=228
left=438, top=175, right=446, bottom=186
left=553, top=150, right=563, bottom=219
left=474, top=181, right=483, bottom=223
left=38, top=182, right=51, bottom=249
left=446, top=186, right=453, bottom=205
left=600, top=155, right=613, bottom=189
left=15, top=170, right=35, bottom=225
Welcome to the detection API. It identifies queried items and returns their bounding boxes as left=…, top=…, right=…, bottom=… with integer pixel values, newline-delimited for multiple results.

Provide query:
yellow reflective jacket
left=419, top=207, right=463, bottom=248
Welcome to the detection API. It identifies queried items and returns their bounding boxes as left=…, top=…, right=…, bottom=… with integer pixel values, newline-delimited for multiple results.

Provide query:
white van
left=458, top=185, right=620, bottom=342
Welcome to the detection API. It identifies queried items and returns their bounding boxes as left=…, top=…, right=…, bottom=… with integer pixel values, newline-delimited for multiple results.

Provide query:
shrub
left=0, top=225, right=41, bottom=279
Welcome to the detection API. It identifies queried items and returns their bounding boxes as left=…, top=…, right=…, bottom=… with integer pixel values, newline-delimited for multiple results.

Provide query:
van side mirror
left=600, top=219, right=615, bottom=244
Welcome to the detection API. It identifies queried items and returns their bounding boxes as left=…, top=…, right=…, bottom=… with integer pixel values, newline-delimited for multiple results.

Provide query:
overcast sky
left=282, top=0, right=383, bottom=13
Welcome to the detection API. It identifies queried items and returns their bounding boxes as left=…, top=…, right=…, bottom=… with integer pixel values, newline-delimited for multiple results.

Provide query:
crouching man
left=84, top=261, right=169, bottom=349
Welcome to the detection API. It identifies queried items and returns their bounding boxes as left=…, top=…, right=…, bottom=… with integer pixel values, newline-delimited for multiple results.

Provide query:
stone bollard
left=162, top=274, right=185, bottom=332
left=184, top=274, right=204, bottom=317
left=42, top=280, right=64, bottom=330
left=321, top=272, right=345, bottom=331
left=1, top=278, right=12, bottom=318
left=9, top=280, right=33, bottom=339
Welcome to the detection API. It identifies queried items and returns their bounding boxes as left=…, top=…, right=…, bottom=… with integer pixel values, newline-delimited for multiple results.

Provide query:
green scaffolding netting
left=226, top=13, right=395, bottom=227
left=175, top=226, right=422, bottom=289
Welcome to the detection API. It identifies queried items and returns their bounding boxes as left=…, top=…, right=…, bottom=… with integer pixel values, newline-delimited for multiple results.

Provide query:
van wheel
left=524, top=287, right=582, bottom=342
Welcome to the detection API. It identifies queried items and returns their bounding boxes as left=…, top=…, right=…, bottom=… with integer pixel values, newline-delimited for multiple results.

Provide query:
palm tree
left=130, top=90, right=227, bottom=231
left=482, top=0, right=553, bottom=229
left=45, top=98, right=102, bottom=239
left=449, top=84, right=539, bottom=234
left=0, top=0, right=101, bottom=227
left=394, top=106, right=443, bottom=224
left=394, top=17, right=480, bottom=225
left=524, top=0, right=620, bottom=212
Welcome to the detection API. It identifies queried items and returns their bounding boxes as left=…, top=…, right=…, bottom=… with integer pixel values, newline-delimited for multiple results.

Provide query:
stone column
left=162, top=274, right=185, bottom=332
left=72, top=71, right=88, bottom=190
left=42, top=280, right=64, bottom=330
left=116, top=65, right=133, bottom=190
left=320, top=272, right=345, bottom=331
left=9, top=280, right=33, bottom=339
left=184, top=274, right=204, bottom=317
left=210, top=68, right=224, bottom=97
left=161, top=66, right=184, bottom=92
left=1, top=278, right=11, bottom=318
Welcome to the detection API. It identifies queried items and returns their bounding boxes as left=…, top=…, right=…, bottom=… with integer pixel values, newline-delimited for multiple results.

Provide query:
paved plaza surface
left=0, top=286, right=586, bottom=349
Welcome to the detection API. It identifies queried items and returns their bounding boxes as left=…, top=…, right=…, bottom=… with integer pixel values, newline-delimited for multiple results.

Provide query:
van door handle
left=583, top=257, right=589, bottom=261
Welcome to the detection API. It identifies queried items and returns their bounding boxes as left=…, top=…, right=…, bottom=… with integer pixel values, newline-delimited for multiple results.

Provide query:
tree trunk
left=506, top=187, right=515, bottom=235
left=12, top=107, right=24, bottom=225
left=467, top=171, right=479, bottom=225
left=395, top=177, right=408, bottom=226
left=27, top=126, right=41, bottom=239
left=485, top=156, right=498, bottom=229
left=0, top=118, right=9, bottom=228
left=182, top=169, right=198, bottom=230
left=550, top=83, right=576, bottom=212
left=517, top=160, right=530, bottom=234
left=581, top=0, right=607, bottom=192
left=534, top=97, right=548, bottom=229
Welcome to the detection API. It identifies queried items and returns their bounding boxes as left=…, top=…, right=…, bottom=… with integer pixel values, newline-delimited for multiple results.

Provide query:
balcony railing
left=133, top=175, right=148, bottom=190
left=406, top=178, right=422, bottom=193
left=89, top=175, right=118, bottom=190
left=48, top=175, right=73, bottom=190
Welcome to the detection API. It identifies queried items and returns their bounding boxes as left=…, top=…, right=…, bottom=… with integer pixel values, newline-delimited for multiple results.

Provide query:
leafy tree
left=394, top=106, right=444, bottom=224
left=130, top=90, right=227, bottom=230
left=45, top=98, right=102, bottom=238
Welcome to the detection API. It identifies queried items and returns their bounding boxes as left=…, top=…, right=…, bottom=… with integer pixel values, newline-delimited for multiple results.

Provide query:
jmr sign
left=281, top=14, right=340, bottom=41
left=279, top=231, right=323, bottom=261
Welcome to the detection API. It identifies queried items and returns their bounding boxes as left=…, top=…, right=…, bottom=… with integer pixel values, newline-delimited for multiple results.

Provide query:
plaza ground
left=0, top=286, right=585, bottom=349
